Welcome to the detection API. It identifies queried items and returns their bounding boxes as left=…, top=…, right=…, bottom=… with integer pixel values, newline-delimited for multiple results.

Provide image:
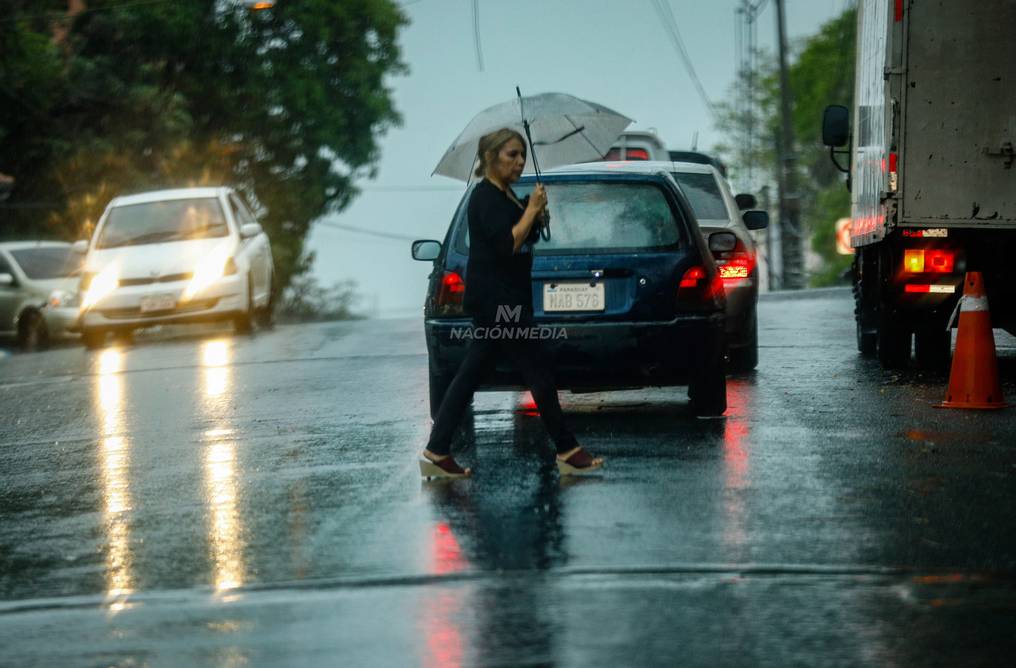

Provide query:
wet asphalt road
left=2, top=287, right=1016, bottom=667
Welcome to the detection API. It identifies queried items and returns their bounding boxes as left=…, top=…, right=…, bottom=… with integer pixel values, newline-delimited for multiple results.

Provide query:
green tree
left=0, top=0, right=408, bottom=291
left=715, top=7, right=856, bottom=286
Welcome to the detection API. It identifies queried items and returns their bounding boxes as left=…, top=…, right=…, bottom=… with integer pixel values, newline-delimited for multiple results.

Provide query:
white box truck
left=822, top=0, right=1016, bottom=369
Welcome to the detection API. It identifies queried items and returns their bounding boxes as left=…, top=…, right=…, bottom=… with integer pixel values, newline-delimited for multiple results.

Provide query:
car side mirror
left=412, top=239, right=442, bottom=261
left=742, top=210, right=769, bottom=231
left=822, top=105, right=850, bottom=147
left=708, top=232, right=737, bottom=253
left=734, top=193, right=757, bottom=210
left=0, top=272, right=15, bottom=287
left=72, top=240, right=89, bottom=254
left=240, top=222, right=262, bottom=239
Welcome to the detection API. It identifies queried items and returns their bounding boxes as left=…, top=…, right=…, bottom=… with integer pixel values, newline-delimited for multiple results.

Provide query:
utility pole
left=774, top=0, right=805, bottom=289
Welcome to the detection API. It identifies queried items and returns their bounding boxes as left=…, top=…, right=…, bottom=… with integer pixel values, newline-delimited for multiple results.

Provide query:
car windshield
left=96, top=198, right=229, bottom=249
left=9, top=247, right=81, bottom=279
left=670, top=172, right=729, bottom=221
left=460, top=182, right=681, bottom=253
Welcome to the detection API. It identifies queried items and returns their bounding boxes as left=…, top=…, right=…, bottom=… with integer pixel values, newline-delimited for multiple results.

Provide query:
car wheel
left=233, top=275, right=255, bottom=335
left=81, top=328, right=107, bottom=350
left=914, top=326, right=951, bottom=372
left=18, top=310, right=49, bottom=352
left=689, top=335, right=727, bottom=416
left=727, top=310, right=758, bottom=372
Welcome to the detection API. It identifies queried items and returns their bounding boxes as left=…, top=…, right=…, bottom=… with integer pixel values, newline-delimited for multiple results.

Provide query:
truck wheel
left=914, top=326, right=951, bottom=372
left=81, top=328, right=107, bottom=350
left=18, top=310, right=49, bottom=352
left=728, top=310, right=758, bottom=372
left=877, top=311, right=911, bottom=369
left=689, top=335, right=727, bottom=416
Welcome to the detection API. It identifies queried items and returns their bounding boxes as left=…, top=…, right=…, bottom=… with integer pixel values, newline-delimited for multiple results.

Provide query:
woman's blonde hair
left=474, top=128, right=527, bottom=178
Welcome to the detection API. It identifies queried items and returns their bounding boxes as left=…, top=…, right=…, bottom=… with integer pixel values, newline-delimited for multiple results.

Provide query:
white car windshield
left=97, top=198, right=229, bottom=249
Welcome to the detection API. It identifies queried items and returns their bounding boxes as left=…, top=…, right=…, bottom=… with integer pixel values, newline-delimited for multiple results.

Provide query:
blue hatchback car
left=412, top=169, right=728, bottom=418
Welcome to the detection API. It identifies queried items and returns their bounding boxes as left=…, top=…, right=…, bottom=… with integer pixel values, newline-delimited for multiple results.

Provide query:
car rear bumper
left=80, top=276, right=245, bottom=330
left=426, top=313, right=725, bottom=390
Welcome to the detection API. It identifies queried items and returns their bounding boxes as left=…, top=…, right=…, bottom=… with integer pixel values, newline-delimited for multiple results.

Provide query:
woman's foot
left=420, top=450, right=472, bottom=480
left=556, top=446, right=604, bottom=476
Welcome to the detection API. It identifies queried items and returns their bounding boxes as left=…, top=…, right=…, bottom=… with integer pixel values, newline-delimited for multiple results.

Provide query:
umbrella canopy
left=433, top=92, right=633, bottom=181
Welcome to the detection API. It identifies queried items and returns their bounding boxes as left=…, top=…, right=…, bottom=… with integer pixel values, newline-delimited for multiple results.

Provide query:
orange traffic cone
left=938, top=272, right=1007, bottom=410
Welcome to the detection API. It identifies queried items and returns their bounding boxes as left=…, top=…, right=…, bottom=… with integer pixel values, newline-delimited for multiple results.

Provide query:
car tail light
left=677, top=265, right=723, bottom=309
left=903, top=249, right=955, bottom=274
left=717, top=254, right=754, bottom=282
left=625, top=148, right=650, bottom=160
left=435, top=270, right=465, bottom=315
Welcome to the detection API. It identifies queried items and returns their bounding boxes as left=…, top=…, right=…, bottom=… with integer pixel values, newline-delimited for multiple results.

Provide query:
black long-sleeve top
left=463, top=178, right=534, bottom=322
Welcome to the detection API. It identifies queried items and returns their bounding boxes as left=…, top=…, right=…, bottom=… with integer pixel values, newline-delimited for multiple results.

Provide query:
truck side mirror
left=734, top=193, right=757, bottom=210
left=822, top=105, right=850, bottom=147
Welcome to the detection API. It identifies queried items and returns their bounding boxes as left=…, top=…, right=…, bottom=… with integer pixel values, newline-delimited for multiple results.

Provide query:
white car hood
left=86, top=237, right=235, bottom=280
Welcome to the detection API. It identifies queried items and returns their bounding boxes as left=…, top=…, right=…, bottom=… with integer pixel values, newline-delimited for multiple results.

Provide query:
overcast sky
left=306, top=0, right=850, bottom=316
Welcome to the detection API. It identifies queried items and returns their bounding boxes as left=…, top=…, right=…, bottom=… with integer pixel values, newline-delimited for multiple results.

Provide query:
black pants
left=426, top=319, right=579, bottom=456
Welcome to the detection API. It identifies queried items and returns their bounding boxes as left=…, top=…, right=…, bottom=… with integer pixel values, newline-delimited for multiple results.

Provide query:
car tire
left=18, top=310, right=49, bottom=352
left=877, top=306, right=911, bottom=369
left=727, top=309, right=758, bottom=373
left=81, top=328, right=107, bottom=350
left=914, top=326, right=951, bottom=372
left=689, top=334, right=727, bottom=417
left=233, top=275, right=255, bottom=335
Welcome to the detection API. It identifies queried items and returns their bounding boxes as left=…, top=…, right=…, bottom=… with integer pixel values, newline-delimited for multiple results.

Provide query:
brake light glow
left=717, top=255, right=754, bottom=281
left=903, top=249, right=955, bottom=274
left=625, top=149, right=650, bottom=160
left=441, top=271, right=465, bottom=294
left=679, top=266, right=705, bottom=288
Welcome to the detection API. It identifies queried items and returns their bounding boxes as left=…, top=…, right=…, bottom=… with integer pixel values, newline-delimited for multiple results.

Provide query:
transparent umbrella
left=432, top=92, right=633, bottom=182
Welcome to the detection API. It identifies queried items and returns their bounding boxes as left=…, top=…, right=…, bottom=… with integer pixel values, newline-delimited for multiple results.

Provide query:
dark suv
left=412, top=170, right=728, bottom=418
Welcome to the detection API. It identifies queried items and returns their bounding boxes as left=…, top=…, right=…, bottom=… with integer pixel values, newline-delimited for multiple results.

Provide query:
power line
left=651, top=0, right=717, bottom=118
left=471, top=0, right=484, bottom=72
left=315, top=220, right=420, bottom=243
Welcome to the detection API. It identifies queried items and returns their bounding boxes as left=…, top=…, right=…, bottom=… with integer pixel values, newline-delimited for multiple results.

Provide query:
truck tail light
left=435, top=270, right=465, bottom=315
left=903, top=249, right=955, bottom=274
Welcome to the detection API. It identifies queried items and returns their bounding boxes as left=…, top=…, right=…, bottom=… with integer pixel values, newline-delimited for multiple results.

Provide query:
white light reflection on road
left=200, top=339, right=245, bottom=595
left=94, top=348, right=134, bottom=611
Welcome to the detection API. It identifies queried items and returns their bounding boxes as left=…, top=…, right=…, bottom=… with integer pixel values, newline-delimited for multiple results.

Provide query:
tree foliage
left=0, top=0, right=407, bottom=290
left=714, top=7, right=856, bottom=286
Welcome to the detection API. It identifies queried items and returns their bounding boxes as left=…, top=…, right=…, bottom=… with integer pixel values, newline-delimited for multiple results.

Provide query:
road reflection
left=94, top=348, right=134, bottom=611
left=722, top=378, right=755, bottom=554
left=200, top=339, right=245, bottom=595
left=419, top=408, right=565, bottom=667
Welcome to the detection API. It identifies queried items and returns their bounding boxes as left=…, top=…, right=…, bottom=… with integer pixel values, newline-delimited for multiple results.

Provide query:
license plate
left=139, top=293, right=176, bottom=313
left=543, top=282, right=605, bottom=312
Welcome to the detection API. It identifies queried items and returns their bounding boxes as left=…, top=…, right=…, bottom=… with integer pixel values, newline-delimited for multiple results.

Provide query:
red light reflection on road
left=421, top=521, right=468, bottom=668
left=722, top=379, right=754, bottom=552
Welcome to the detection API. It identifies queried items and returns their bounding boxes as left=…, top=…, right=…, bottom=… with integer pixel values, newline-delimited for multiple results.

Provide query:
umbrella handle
left=516, top=86, right=542, bottom=185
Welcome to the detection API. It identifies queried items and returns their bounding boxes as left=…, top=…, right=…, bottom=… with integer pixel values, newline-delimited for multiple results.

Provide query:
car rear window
left=10, top=247, right=80, bottom=279
left=97, top=197, right=228, bottom=249
left=670, top=172, right=729, bottom=221
left=457, top=182, right=682, bottom=254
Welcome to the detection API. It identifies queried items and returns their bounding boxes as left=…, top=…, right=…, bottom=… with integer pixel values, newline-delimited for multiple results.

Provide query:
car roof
left=110, top=187, right=230, bottom=208
left=546, top=161, right=717, bottom=176
left=0, top=240, right=72, bottom=251
left=515, top=169, right=677, bottom=185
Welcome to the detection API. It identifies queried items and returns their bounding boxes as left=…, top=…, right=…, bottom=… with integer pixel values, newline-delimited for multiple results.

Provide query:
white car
left=77, top=187, right=275, bottom=348
left=0, top=241, right=82, bottom=350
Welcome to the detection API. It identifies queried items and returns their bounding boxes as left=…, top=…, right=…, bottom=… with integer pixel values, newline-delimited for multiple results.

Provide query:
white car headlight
left=81, top=263, right=120, bottom=311
left=48, top=289, right=79, bottom=308
left=182, top=244, right=236, bottom=300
